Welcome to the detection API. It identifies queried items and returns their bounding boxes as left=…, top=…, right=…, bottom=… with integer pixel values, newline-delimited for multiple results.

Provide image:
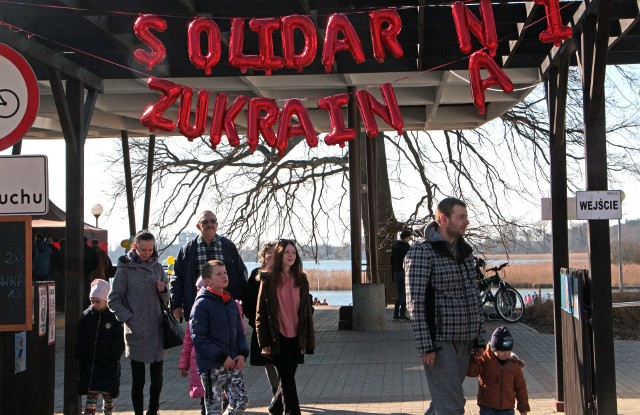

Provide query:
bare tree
left=103, top=67, right=640, bottom=263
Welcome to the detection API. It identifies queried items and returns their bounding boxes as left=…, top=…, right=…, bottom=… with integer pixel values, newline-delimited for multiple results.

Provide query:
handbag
left=157, top=290, right=184, bottom=349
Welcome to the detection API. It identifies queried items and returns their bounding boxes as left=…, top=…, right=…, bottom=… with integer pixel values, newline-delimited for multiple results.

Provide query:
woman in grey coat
left=108, top=230, right=169, bottom=415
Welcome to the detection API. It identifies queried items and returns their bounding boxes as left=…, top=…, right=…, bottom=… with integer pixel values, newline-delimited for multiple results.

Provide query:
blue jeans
left=479, top=407, right=515, bottom=415
left=393, top=271, right=406, bottom=317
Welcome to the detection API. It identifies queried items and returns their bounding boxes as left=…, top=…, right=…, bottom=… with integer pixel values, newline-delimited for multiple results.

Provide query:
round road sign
left=0, top=43, right=39, bottom=151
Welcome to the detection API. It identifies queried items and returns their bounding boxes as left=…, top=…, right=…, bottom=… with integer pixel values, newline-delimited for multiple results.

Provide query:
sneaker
left=399, top=316, right=411, bottom=321
left=393, top=315, right=400, bottom=321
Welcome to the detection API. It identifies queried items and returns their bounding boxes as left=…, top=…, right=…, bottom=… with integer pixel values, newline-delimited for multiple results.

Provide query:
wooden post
left=348, top=87, right=362, bottom=285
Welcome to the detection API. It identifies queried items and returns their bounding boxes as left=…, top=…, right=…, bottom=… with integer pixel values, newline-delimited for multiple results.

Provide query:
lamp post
left=91, top=204, right=104, bottom=228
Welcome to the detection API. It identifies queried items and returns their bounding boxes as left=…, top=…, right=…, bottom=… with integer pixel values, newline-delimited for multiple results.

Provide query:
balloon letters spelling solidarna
left=534, top=0, right=573, bottom=46
left=229, top=18, right=284, bottom=75
left=468, top=51, right=514, bottom=115
left=133, top=14, right=167, bottom=70
left=369, top=9, right=404, bottom=63
left=451, top=0, right=498, bottom=57
left=188, top=18, right=221, bottom=75
left=356, top=83, right=403, bottom=138
left=281, top=15, right=318, bottom=72
left=322, top=13, right=365, bottom=73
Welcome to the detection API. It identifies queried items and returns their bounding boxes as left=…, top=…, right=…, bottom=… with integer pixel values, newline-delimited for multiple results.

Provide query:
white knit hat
left=89, top=279, right=111, bottom=301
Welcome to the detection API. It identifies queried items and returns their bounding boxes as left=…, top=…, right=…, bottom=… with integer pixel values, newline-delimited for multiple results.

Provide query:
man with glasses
left=170, top=211, right=248, bottom=321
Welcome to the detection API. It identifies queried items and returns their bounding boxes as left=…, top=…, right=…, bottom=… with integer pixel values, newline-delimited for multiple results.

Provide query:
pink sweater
left=178, top=325, right=204, bottom=398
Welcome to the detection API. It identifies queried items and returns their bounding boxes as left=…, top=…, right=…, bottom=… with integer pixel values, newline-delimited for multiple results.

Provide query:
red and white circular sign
left=0, top=43, right=39, bottom=151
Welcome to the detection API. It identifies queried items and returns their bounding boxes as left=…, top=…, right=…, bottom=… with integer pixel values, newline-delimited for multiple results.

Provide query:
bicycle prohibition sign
left=0, top=88, right=21, bottom=119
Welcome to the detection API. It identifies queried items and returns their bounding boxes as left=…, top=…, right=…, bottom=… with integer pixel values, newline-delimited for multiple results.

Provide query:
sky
left=2, top=133, right=639, bottom=251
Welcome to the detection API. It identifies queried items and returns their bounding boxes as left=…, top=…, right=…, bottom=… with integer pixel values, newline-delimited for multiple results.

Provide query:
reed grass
left=305, top=254, right=640, bottom=290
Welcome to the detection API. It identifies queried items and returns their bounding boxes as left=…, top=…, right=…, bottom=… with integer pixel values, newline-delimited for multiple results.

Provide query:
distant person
left=33, top=233, right=52, bottom=281
left=467, top=326, right=530, bottom=415
left=108, top=230, right=168, bottom=415
left=256, top=239, right=315, bottom=415
left=244, top=241, right=281, bottom=400
left=320, top=299, right=328, bottom=306
left=190, top=260, right=249, bottom=414
left=171, top=211, right=248, bottom=322
left=77, top=279, right=124, bottom=415
left=405, top=197, right=485, bottom=414
left=313, top=297, right=320, bottom=306
left=47, top=236, right=64, bottom=282
left=92, top=239, right=116, bottom=280
left=390, top=230, right=412, bottom=321
left=83, top=237, right=100, bottom=308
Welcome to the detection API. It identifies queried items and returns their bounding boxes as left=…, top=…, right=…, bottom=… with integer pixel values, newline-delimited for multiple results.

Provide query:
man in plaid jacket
left=405, top=197, right=486, bottom=415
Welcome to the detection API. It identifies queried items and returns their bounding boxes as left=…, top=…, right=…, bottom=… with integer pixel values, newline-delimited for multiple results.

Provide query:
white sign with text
left=575, top=190, right=622, bottom=220
left=0, top=155, right=48, bottom=215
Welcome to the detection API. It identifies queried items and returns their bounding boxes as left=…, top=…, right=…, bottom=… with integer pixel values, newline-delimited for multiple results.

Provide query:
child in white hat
left=77, top=279, right=124, bottom=415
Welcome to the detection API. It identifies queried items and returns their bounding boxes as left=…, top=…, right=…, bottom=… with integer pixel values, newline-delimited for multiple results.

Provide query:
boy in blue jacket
left=190, top=260, right=249, bottom=415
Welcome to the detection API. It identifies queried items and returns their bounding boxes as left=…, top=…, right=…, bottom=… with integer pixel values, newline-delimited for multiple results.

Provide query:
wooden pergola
left=1, top=1, right=639, bottom=413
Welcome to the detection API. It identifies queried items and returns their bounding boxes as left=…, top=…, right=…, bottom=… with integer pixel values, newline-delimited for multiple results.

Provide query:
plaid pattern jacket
left=405, top=223, right=485, bottom=355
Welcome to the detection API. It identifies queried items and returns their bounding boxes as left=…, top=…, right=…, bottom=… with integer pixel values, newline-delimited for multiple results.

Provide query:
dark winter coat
left=245, top=268, right=270, bottom=366
left=189, top=288, right=249, bottom=373
left=33, top=240, right=51, bottom=279
left=467, top=344, right=531, bottom=413
left=390, top=239, right=410, bottom=272
left=256, top=271, right=315, bottom=362
left=171, top=235, right=248, bottom=318
left=76, top=306, right=124, bottom=396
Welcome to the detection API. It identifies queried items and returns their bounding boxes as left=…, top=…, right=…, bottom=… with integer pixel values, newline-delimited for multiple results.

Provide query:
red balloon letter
left=451, top=0, right=498, bottom=56
left=282, top=15, right=318, bottom=72
left=247, top=98, right=279, bottom=151
left=133, top=14, right=167, bottom=70
left=277, top=99, right=318, bottom=157
left=317, top=94, right=356, bottom=147
left=355, top=83, right=403, bottom=138
left=178, top=87, right=210, bottom=141
left=210, top=94, right=248, bottom=148
left=468, top=51, right=514, bottom=115
left=249, top=18, right=283, bottom=75
left=369, top=9, right=404, bottom=63
left=534, top=0, right=573, bottom=46
left=229, top=18, right=262, bottom=73
left=322, top=13, right=365, bottom=73
left=188, top=18, right=221, bottom=75
left=140, top=78, right=181, bottom=132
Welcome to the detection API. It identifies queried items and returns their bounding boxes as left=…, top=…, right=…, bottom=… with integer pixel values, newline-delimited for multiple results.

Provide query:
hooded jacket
left=405, top=221, right=485, bottom=355
left=189, top=287, right=249, bottom=373
left=467, top=344, right=531, bottom=413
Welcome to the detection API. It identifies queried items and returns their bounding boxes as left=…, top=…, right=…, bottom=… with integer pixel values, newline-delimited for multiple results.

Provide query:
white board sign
left=0, top=155, right=48, bottom=215
left=575, top=190, right=622, bottom=220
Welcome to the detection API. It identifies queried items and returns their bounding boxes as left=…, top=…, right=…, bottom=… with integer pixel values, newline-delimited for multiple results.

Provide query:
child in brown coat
left=467, top=326, right=530, bottom=415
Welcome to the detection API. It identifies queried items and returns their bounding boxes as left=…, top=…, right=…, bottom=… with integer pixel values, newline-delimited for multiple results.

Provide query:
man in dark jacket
left=171, top=211, right=247, bottom=321
left=405, top=197, right=485, bottom=415
left=390, top=230, right=412, bottom=321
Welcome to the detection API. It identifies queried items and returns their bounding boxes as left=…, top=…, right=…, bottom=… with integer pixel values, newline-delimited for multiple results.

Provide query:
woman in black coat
left=244, top=241, right=280, bottom=395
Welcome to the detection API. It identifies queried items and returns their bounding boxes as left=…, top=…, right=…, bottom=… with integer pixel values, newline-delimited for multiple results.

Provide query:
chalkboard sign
left=0, top=216, right=32, bottom=331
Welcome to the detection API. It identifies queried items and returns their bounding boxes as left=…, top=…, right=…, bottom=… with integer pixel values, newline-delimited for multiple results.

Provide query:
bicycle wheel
left=494, top=287, right=525, bottom=323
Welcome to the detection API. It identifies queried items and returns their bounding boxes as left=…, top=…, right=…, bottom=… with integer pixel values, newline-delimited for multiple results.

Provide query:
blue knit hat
left=490, top=326, right=513, bottom=351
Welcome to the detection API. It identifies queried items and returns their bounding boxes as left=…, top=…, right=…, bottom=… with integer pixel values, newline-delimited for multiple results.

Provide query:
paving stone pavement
left=54, top=307, right=640, bottom=414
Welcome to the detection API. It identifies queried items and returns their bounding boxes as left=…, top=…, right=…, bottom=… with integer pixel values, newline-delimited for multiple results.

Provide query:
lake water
left=244, top=259, right=556, bottom=305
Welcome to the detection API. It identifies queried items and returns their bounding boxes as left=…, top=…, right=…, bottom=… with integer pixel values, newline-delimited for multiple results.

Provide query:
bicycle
left=475, top=258, right=525, bottom=323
